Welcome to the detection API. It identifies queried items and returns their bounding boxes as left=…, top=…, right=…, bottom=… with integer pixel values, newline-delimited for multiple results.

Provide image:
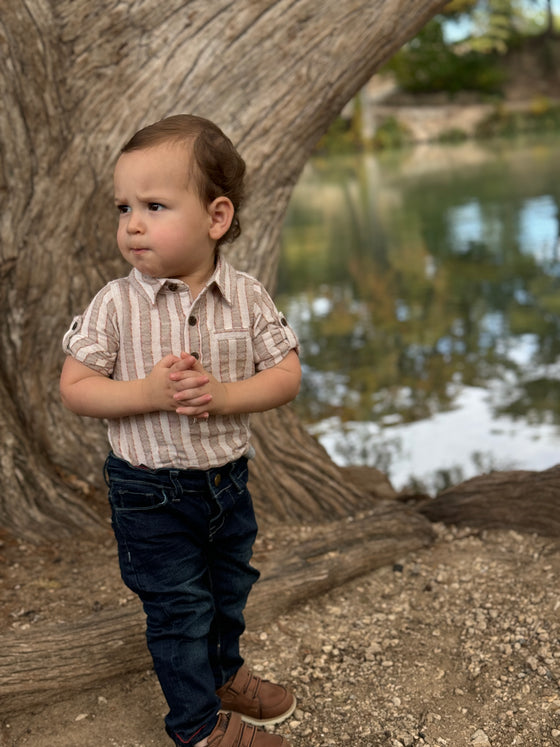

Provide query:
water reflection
left=277, top=137, right=560, bottom=493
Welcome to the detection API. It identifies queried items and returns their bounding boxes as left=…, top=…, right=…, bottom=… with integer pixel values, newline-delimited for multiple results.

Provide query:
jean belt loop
left=168, top=469, right=182, bottom=499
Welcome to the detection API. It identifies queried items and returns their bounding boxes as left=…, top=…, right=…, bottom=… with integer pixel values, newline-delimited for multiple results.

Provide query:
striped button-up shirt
left=63, top=257, right=299, bottom=470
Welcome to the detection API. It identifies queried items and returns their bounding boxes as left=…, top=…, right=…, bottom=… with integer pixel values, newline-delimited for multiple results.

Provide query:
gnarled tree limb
left=0, top=505, right=434, bottom=715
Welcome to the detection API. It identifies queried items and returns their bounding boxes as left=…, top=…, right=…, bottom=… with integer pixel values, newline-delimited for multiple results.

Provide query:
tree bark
left=248, top=407, right=388, bottom=521
left=0, top=505, right=434, bottom=715
left=1, top=0, right=447, bottom=540
left=420, top=465, right=560, bottom=536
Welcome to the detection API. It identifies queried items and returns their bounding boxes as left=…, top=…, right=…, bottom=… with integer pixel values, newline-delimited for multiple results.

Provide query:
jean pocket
left=109, top=482, right=170, bottom=512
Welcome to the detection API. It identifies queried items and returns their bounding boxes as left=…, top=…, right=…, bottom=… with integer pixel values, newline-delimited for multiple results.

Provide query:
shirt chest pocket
left=212, top=330, right=254, bottom=381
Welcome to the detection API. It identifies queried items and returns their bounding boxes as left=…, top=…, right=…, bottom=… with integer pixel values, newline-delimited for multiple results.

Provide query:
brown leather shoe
left=216, top=665, right=296, bottom=726
left=207, top=712, right=291, bottom=746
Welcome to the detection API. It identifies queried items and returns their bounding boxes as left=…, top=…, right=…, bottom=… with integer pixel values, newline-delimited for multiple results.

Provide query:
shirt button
left=214, top=473, right=222, bottom=487
left=188, top=315, right=197, bottom=326
left=168, top=283, right=179, bottom=292
left=280, top=316, right=288, bottom=326
left=191, top=351, right=200, bottom=360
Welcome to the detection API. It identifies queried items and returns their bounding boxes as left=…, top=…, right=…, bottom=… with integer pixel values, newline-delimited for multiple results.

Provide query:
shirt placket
left=185, top=295, right=203, bottom=363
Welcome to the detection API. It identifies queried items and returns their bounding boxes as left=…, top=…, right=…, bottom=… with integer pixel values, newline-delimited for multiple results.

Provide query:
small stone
left=470, top=729, right=490, bottom=746
left=526, top=655, right=538, bottom=671
left=396, top=733, right=414, bottom=746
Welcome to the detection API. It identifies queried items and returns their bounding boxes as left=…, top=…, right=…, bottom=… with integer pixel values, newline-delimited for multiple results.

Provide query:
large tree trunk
left=1, top=0, right=447, bottom=541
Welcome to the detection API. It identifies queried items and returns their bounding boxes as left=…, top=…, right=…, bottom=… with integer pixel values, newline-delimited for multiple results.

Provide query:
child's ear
left=208, top=197, right=234, bottom=241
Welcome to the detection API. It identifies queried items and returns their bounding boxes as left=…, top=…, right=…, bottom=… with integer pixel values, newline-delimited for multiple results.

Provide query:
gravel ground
left=3, top=523, right=560, bottom=746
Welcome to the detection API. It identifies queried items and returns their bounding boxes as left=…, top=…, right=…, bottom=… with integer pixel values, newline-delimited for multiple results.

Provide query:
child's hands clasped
left=142, top=354, right=184, bottom=412
left=169, top=352, right=228, bottom=419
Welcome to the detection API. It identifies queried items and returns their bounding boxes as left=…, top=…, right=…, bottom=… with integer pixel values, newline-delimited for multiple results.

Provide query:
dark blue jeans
left=104, top=453, right=260, bottom=745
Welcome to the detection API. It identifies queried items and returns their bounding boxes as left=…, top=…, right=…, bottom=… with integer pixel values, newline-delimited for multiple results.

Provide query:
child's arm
left=170, top=350, right=301, bottom=418
left=60, top=355, right=209, bottom=418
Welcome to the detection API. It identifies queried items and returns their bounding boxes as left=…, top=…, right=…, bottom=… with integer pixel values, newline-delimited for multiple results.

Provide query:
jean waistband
left=104, top=451, right=247, bottom=488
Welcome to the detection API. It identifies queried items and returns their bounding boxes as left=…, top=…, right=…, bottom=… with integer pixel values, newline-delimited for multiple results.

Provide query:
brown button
left=214, top=473, right=222, bottom=487
left=168, top=283, right=179, bottom=292
left=188, top=315, right=197, bottom=326
left=280, top=316, right=288, bottom=326
left=190, top=351, right=200, bottom=360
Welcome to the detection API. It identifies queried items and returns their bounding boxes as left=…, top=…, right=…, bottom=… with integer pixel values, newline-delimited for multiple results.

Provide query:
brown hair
left=121, top=114, right=246, bottom=245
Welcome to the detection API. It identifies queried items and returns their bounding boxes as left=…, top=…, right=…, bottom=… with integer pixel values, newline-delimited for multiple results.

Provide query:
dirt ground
left=2, top=518, right=560, bottom=747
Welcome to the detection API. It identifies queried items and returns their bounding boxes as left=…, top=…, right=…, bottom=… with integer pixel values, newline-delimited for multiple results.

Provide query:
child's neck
left=181, top=253, right=218, bottom=299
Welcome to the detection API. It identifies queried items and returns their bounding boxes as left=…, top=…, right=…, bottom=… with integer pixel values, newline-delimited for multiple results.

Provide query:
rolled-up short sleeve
left=62, top=315, right=83, bottom=353
left=251, top=285, right=300, bottom=371
left=62, top=287, right=119, bottom=376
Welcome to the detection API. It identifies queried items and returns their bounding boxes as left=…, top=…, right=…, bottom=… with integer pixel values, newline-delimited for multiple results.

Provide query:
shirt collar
left=128, top=255, right=236, bottom=306
left=211, top=254, right=235, bottom=306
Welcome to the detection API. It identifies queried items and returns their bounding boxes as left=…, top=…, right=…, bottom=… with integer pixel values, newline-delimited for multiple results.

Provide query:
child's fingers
left=170, top=373, right=210, bottom=387
left=175, top=392, right=213, bottom=409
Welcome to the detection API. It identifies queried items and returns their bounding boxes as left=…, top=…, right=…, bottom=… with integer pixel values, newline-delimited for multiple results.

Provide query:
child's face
left=113, top=143, right=216, bottom=282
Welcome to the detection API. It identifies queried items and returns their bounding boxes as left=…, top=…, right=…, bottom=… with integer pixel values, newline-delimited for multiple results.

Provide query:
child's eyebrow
left=135, top=192, right=166, bottom=202
left=113, top=190, right=169, bottom=206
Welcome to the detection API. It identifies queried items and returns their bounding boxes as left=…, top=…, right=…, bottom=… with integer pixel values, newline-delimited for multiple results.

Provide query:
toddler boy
left=60, top=114, right=301, bottom=746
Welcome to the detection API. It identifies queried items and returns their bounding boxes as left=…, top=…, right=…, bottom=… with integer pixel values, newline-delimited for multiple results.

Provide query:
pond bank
left=355, top=54, right=560, bottom=146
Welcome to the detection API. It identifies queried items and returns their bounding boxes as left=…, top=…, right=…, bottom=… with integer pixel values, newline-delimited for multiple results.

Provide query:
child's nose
left=127, top=211, right=145, bottom=233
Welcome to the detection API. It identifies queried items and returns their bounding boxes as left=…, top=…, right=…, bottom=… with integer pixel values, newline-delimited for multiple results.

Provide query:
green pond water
left=277, top=136, right=560, bottom=493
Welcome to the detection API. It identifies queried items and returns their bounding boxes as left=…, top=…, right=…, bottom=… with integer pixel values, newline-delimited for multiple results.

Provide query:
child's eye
left=148, top=202, right=165, bottom=211
left=116, top=204, right=130, bottom=214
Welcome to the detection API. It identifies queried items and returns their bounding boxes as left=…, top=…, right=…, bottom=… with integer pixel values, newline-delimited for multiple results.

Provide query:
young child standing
left=60, top=114, right=301, bottom=747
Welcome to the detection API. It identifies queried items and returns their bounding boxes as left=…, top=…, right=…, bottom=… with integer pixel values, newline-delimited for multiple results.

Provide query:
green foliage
left=315, top=109, right=364, bottom=155
left=453, top=0, right=558, bottom=49
left=387, top=19, right=505, bottom=94
left=442, top=0, right=478, bottom=15
left=372, top=117, right=412, bottom=150
left=476, top=98, right=560, bottom=137
left=470, top=0, right=524, bottom=53
left=438, top=127, right=469, bottom=143
left=387, top=1, right=558, bottom=96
